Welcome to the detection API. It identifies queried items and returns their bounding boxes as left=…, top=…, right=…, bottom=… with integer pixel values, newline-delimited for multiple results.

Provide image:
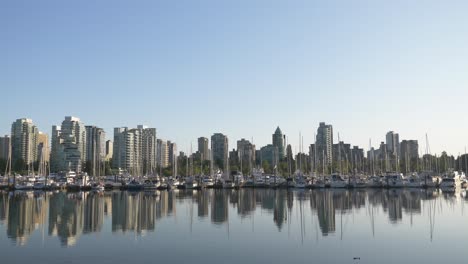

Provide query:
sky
left=1, top=0, right=468, bottom=155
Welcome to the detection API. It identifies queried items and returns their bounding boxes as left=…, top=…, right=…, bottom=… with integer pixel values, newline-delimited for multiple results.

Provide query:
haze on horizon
left=1, top=0, right=468, bottom=155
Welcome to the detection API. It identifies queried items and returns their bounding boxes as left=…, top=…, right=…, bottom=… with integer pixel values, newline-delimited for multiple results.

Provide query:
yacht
left=405, top=174, right=422, bottom=188
left=350, top=176, right=367, bottom=188
left=295, top=176, right=307, bottom=188
left=142, top=179, right=159, bottom=190
left=222, top=178, right=236, bottom=189
left=329, top=173, right=347, bottom=188
left=15, top=182, right=34, bottom=190
left=126, top=179, right=143, bottom=190
left=366, top=176, right=382, bottom=188
left=311, top=177, right=326, bottom=188
left=184, top=176, right=200, bottom=189
left=439, top=169, right=462, bottom=189
left=439, top=177, right=458, bottom=190
left=91, top=182, right=105, bottom=191
left=202, top=176, right=215, bottom=188
left=383, top=172, right=405, bottom=188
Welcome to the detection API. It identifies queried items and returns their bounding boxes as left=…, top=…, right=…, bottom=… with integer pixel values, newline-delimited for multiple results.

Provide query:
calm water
left=0, top=189, right=467, bottom=264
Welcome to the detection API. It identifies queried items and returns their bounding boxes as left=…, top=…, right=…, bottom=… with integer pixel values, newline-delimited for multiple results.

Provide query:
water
left=0, top=189, right=467, bottom=264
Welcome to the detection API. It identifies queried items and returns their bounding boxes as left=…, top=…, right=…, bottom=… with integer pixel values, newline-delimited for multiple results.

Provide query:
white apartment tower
left=11, top=118, right=39, bottom=169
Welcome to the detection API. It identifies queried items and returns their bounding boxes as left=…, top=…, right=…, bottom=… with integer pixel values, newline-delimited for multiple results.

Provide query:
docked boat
left=142, top=179, right=159, bottom=190
left=350, top=176, right=367, bottom=188
left=329, top=173, right=347, bottom=188
left=222, top=179, right=235, bottom=189
left=91, top=182, right=105, bottom=191
left=383, top=172, right=405, bottom=188
left=311, top=177, right=326, bottom=188
left=439, top=177, right=459, bottom=189
left=365, top=176, right=381, bottom=188
left=126, top=179, right=143, bottom=190
left=15, top=182, right=34, bottom=190
left=295, top=176, right=307, bottom=188
left=202, top=177, right=215, bottom=188
left=405, top=175, right=422, bottom=188
left=184, top=176, right=200, bottom=189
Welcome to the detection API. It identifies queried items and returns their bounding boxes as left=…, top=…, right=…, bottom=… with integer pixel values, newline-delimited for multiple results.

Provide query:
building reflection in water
left=49, top=192, right=84, bottom=246
left=112, top=191, right=157, bottom=234
left=211, top=190, right=228, bottom=224
left=0, top=188, right=460, bottom=247
left=7, top=191, right=48, bottom=246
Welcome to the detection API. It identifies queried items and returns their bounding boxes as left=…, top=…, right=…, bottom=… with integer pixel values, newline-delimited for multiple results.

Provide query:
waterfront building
left=112, top=125, right=157, bottom=175
left=197, top=137, right=210, bottom=161
left=400, top=140, right=419, bottom=160
left=386, top=131, right=400, bottom=157
left=211, top=133, right=228, bottom=170
left=49, top=116, right=86, bottom=173
left=332, top=141, right=351, bottom=163
left=11, top=118, right=39, bottom=169
left=167, top=141, right=177, bottom=166
left=85, top=126, right=106, bottom=176
left=272, top=127, right=285, bottom=158
left=259, top=144, right=278, bottom=168
left=0, top=135, right=11, bottom=160
left=157, top=139, right=169, bottom=168
left=316, top=122, right=333, bottom=165
left=237, top=138, right=255, bottom=167
left=105, top=140, right=113, bottom=161
left=139, top=126, right=157, bottom=174
left=36, top=132, right=49, bottom=163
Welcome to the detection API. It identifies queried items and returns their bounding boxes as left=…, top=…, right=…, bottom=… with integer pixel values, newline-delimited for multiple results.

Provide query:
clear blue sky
left=1, top=0, right=468, bottom=155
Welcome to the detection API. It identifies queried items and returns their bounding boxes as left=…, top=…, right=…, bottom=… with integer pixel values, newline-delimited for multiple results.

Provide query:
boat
left=222, top=179, right=235, bottom=189
left=202, top=176, right=215, bottom=188
left=366, top=176, right=382, bottom=188
left=91, top=182, right=105, bottom=191
left=311, top=177, right=326, bottom=188
left=142, top=179, right=159, bottom=190
left=350, top=176, right=367, bottom=188
left=15, top=182, right=34, bottom=190
left=184, top=176, right=199, bottom=189
left=329, top=173, right=347, bottom=188
left=126, top=179, right=143, bottom=190
left=405, top=174, right=422, bottom=188
left=382, top=172, right=405, bottom=188
left=295, top=176, right=307, bottom=188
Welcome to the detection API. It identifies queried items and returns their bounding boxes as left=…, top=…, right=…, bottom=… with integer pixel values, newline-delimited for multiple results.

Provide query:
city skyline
left=0, top=116, right=465, bottom=157
left=2, top=1, right=468, bottom=155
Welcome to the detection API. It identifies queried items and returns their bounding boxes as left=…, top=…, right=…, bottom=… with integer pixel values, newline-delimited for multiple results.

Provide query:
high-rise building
left=272, top=127, right=285, bottom=158
left=85, top=126, right=106, bottom=176
left=0, top=135, right=11, bottom=160
left=11, top=118, right=39, bottom=168
left=105, top=140, right=113, bottom=161
left=211, top=133, right=228, bottom=170
left=139, top=126, right=157, bottom=174
left=237, top=138, right=255, bottom=166
left=37, top=132, right=49, bottom=163
left=112, top=126, right=157, bottom=175
left=112, top=127, right=127, bottom=170
left=332, top=141, right=351, bottom=163
left=50, top=125, right=62, bottom=172
left=198, top=137, right=210, bottom=161
left=386, top=131, right=400, bottom=157
left=259, top=144, right=278, bottom=167
left=316, top=122, right=333, bottom=165
left=49, top=116, right=86, bottom=172
left=157, top=139, right=168, bottom=168
left=167, top=141, right=177, bottom=166
left=400, top=140, right=419, bottom=160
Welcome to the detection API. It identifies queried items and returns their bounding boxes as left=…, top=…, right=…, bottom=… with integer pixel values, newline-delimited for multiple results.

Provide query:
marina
left=0, top=188, right=467, bottom=264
